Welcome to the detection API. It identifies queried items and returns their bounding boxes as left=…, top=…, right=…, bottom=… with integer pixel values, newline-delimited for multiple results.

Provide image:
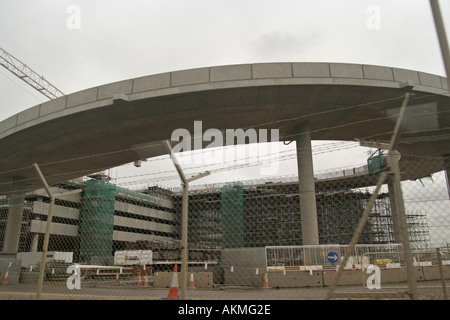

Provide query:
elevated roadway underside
left=0, top=63, right=448, bottom=194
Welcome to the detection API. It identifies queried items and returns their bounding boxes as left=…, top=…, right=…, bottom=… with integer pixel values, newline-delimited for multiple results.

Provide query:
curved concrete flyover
left=0, top=62, right=449, bottom=195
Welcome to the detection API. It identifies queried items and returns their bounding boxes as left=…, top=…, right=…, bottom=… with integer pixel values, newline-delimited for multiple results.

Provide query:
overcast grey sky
left=0, top=0, right=449, bottom=187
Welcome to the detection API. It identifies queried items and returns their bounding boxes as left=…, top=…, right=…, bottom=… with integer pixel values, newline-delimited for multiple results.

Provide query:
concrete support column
left=387, top=178, right=403, bottom=244
left=31, top=233, right=40, bottom=252
left=295, top=123, right=319, bottom=245
left=2, top=177, right=26, bottom=255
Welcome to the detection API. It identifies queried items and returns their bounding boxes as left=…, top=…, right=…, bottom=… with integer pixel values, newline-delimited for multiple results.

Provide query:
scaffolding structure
left=0, top=176, right=432, bottom=265
left=173, top=179, right=432, bottom=250
left=406, top=210, right=432, bottom=249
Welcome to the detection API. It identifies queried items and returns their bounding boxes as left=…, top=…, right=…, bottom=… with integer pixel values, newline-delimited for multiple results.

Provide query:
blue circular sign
left=327, top=251, right=339, bottom=264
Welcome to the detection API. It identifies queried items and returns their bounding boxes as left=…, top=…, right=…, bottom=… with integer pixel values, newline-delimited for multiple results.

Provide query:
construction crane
left=0, top=47, right=64, bottom=99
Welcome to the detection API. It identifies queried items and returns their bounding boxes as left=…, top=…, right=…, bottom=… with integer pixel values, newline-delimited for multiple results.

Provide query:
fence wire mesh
left=0, top=153, right=449, bottom=300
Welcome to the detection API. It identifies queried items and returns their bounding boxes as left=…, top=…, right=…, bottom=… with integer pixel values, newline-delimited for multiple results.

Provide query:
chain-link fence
left=0, top=151, right=449, bottom=300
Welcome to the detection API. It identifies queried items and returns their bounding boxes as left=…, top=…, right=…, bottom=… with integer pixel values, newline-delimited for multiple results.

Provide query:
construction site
left=0, top=168, right=433, bottom=255
left=0, top=168, right=439, bottom=288
left=1, top=3, right=450, bottom=298
left=178, top=178, right=431, bottom=250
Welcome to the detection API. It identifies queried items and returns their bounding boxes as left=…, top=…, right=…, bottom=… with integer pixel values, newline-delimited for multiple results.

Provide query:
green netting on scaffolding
left=221, top=182, right=244, bottom=248
left=79, top=180, right=115, bottom=262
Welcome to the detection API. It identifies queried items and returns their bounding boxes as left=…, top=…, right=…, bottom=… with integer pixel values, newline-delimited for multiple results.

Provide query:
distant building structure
left=0, top=174, right=431, bottom=265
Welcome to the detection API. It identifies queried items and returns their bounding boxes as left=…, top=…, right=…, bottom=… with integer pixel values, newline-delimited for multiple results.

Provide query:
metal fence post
left=164, top=141, right=210, bottom=300
left=387, top=151, right=417, bottom=299
left=33, top=163, right=82, bottom=299
left=326, top=93, right=413, bottom=299
left=436, top=247, right=448, bottom=300
left=430, top=0, right=450, bottom=92
left=33, top=164, right=55, bottom=300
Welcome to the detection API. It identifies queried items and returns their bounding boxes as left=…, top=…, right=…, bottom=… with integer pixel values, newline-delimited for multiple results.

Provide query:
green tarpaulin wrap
left=221, top=182, right=244, bottom=248
left=79, top=180, right=115, bottom=262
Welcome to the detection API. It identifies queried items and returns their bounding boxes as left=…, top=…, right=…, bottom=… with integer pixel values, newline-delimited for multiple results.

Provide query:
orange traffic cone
left=189, top=269, right=196, bottom=289
left=115, top=272, right=120, bottom=285
left=263, top=271, right=270, bottom=289
left=2, top=262, right=12, bottom=285
left=167, top=264, right=179, bottom=299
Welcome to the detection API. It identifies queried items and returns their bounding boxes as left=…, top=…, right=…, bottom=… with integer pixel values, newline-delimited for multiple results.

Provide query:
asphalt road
left=0, top=280, right=447, bottom=300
